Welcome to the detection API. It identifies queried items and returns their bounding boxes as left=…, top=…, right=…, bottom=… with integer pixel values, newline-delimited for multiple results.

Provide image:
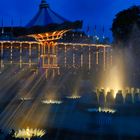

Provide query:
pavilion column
left=88, top=46, right=91, bottom=70
left=41, top=42, right=48, bottom=77
left=96, top=46, right=99, bottom=65
left=48, top=43, right=50, bottom=66
left=96, top=46, right=99, bottom=72
left=72, top=45, right=76, bottom=68
left=103, top=46, right=106, bottom=71
left=110, top=49, right=113, bottom=67
left=64, top=45, right=67, bottom=68
left=20, top=43, right=22, bottom=68
left=42, top=43, right=45, bottom=68
left=54, top=44, right=60, bottom=75
left=1, top=43, right=4, bottom=68
left=10, top=43, right=13, bottom=64
left=53, top=44, right=57, bottom=65
left=29, top=43, right=32, bottom=68
left=52, top=43, right=55, bottom=77
left=106, top=47, right=108, bottom=70
left=38, top=43, right=41, bottom=64
left=41, top=42, right=58, bottom=78
left=80, top=45, right=83, bottom=68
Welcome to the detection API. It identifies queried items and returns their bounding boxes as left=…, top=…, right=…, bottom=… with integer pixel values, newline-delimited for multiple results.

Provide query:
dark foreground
left=1, top=128, right=140, bottom=140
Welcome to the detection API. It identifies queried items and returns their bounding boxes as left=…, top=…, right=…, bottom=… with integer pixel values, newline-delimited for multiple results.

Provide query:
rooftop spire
left=40, top=0, right=49, bottom=9
left=26, top=0, right=67, bottom=27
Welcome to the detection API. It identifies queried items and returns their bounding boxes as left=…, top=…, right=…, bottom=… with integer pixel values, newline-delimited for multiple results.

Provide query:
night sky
left=0, top=0, right=140, bottom=39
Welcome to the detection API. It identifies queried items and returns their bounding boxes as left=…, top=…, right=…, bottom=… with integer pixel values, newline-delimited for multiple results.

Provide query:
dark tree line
left=111, top=5, right=140, bottom=87
left=112, top=6, right=140, bottom=44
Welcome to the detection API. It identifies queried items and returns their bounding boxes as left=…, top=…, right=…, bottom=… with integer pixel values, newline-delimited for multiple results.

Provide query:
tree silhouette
left=112, top=6, right=140, bottom=44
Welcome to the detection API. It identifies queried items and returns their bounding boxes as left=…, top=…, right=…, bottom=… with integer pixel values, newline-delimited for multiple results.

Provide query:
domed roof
left=26, top=0, right=68, bottom=27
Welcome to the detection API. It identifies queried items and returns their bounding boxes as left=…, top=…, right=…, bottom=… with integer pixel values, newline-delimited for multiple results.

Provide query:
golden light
left=66, top=95, right=81, bottom=99
left=98, top=48, right=126, bottom=98
left=88, top=107, right=116, bottom=114
left=98, top=79, right=124, bottom=98
left=98, top=107, right=116, bottom=113
left=41, top=100, right=62, bottom=104
left=20, top=98, right=32, bottom=101
left=14, top=127, right=45, bottom=140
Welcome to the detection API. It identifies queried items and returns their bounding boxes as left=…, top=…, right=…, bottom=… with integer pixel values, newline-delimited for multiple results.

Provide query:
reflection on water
left=66, top=96, right=81, bottom=99
left=41, top=100, right=62, bottom=104
left=14, top=127, right=45, bottom=140
left=88, top=107, right=116, bottom=113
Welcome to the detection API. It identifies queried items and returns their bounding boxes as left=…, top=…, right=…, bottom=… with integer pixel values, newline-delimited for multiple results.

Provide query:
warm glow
left=88, top=107, right=116, bottom=114
left=99, top=55, right=125, bottom=98
left=98, top=107, right=116, bottom=113
left=28, top=30, right=69, bottom=42
left=41, top=100, right=62, bottom=104
left=66, top=95, right=81, bottom=99
left=14, top=128, right=45, bottom=140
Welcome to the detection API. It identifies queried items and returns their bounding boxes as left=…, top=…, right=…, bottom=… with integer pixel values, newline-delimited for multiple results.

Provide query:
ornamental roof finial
left=40, top=0, right=49, bottom=9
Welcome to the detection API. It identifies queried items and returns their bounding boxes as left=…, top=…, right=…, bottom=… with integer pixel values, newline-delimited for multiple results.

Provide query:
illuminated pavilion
left=26, top=0, right=82, bottom=77
left=0, top=0, right=112, bottom=77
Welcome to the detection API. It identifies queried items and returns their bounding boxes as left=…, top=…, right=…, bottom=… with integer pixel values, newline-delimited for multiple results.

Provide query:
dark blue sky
left=0, top=0, right=140, bottom=38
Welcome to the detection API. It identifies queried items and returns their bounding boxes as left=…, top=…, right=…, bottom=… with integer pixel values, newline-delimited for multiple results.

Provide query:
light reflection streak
left=14, top=127, right=45, bottom=140
left=19, top=72, right=47, bottom=128
left=66, top=95, right=81, bottom=99
left=88, top=107, right=116, bottom=114
left=0, top=67, right=31, bottom=128
left=41, top=100, right=62, bottom=104
left=0, top=67, right=47, bottom=129
left=0, top=68, right=36, bottom=128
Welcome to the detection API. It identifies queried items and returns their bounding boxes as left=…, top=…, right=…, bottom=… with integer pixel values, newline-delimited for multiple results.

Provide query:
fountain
left=66, top=95, right=81, bottom=99
left=96, top=88, right=140, bottom=103
left=87, top=107, right=116, bottom=114
left=41, top=99, right=62, bottom=104
left=97, top=47, right=128, bottom=99
left=14, top=127, right=45, bottom=140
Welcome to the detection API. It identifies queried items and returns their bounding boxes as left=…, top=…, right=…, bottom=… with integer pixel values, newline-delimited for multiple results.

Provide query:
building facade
left=0, top=0, right=112, bottom=76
